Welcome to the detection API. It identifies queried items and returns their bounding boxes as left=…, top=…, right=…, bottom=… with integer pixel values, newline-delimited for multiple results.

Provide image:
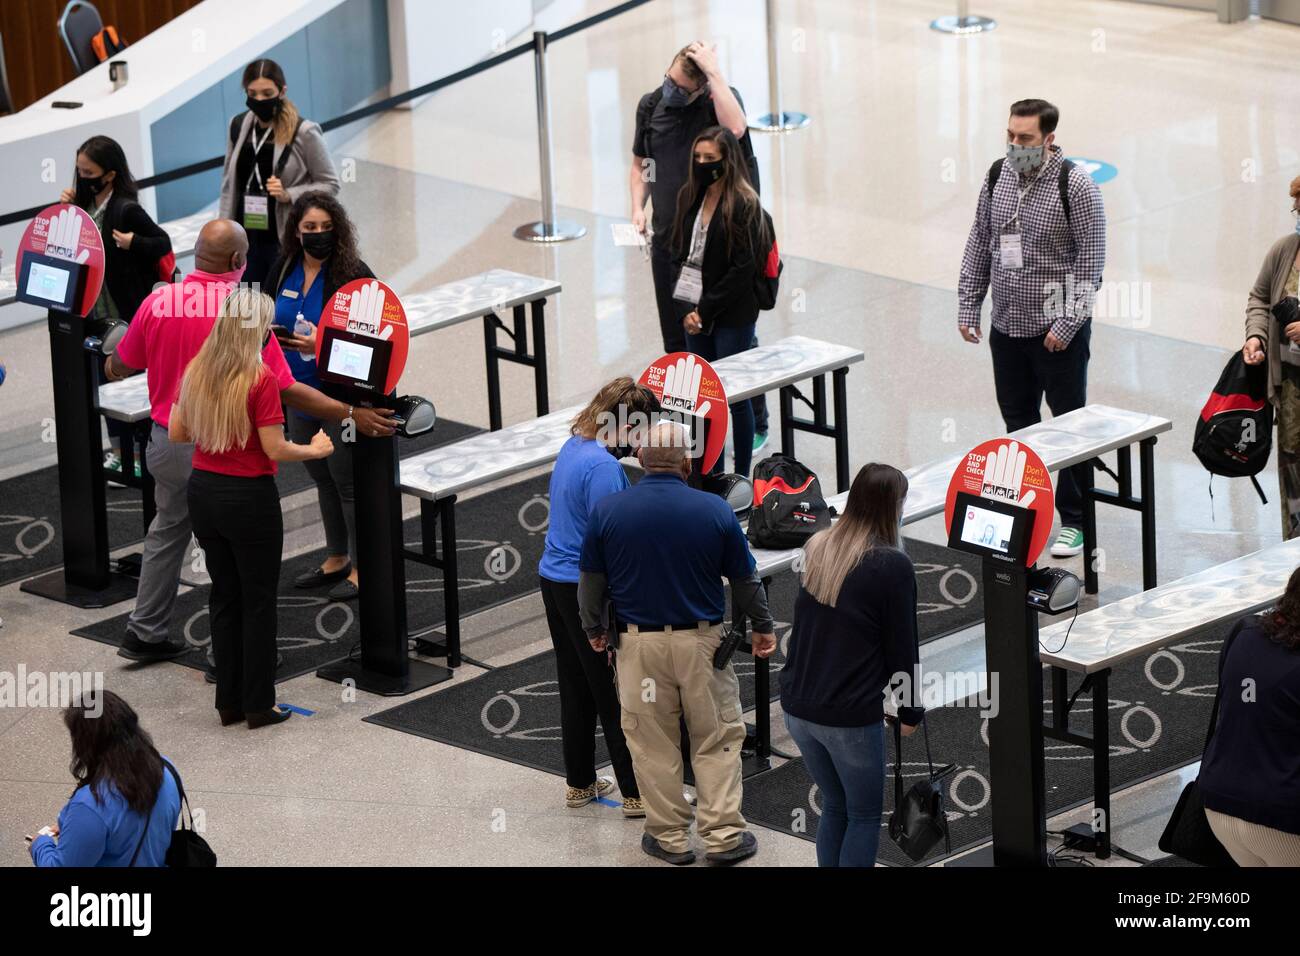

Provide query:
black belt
left=619, top=619, right=723, bottom=635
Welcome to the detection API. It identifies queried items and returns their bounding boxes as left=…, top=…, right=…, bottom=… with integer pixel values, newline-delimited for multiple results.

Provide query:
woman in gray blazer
left=219, top=58, right=340, bottom=286
left=1243, top=174, right=1300, bottom=539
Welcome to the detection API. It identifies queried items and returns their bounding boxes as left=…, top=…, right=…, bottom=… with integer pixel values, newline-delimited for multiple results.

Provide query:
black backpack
left=747, top=454, right=832, bottom=549
left=986, top=157, right=1076, bottom=221
left=1192, top=351, right=1272, bottom=504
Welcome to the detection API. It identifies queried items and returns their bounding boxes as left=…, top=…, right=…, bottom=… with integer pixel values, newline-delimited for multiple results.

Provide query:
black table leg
left=832, top=367, right=849, bottom=493
left=440, top=495, right=461, bottom=668
left=779, top=385, right=795, bottom=457
left=1140, top=437, right=1157, bottom=591
left=530, top=298, right=549, bottom=418
left=1092, top=668, right=1112, bottom=859
left=483, top=313, right=505, bottom=431
left=1082, top=457, right=1099, bottom=595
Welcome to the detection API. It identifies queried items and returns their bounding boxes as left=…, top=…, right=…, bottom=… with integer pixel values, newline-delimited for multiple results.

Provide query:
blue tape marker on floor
left=276, top=703, right=315, bottom=716
left=595, top=797, right=621, bottom=808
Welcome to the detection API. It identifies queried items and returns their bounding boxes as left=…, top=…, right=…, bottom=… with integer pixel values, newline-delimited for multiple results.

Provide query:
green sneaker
left=1050, top=526, right=1084, bottom=558
left=752, top=432, right=769, bottom=455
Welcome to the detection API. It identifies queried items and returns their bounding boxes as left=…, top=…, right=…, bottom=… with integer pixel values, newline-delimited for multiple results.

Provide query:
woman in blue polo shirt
left=266, top=192, right=374, bottom=602
left=539, top=378, right=661, bottom=817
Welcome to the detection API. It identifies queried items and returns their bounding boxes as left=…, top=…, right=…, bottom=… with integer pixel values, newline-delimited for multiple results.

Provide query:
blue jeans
left=685, top=322, right=757, bottom=476
left=784, top=713, right=885, bottom=867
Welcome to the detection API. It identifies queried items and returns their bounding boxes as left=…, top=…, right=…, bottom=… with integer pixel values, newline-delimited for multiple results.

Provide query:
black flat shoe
left=294, top=563, right=352, bottom=589
left=327, top=578, right=359, bottom=602
left=246, top=707, right=292, bottom=729
left=218, top=709, right=244, bottom=726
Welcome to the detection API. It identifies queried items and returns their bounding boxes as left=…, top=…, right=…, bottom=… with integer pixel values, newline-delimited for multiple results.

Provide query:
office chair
left=58, top=0, right=104, bottom=76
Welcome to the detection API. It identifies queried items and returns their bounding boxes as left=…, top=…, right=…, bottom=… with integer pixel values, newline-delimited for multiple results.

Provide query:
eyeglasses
left=664, top=74, right=703, bottom=98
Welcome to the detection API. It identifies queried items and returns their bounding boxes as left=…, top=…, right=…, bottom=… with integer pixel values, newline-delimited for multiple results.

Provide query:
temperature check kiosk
left=942, top=440, right=1080, bottom=867
left=310, top=280, right=443, bottom=696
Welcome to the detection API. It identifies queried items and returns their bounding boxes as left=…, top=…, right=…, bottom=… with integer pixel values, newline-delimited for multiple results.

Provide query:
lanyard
left=245, top=125, right=273, bottom=192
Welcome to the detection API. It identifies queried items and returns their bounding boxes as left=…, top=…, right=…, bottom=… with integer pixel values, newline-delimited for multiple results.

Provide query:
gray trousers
left=287, top=412, right=356, bottom=563
left=126, top=423, right=196, bottom=645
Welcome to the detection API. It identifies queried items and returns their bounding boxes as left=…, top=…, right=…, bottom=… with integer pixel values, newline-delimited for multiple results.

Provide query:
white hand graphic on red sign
left=345, top=279, right=392, bottom=340
left=44, top=207, right=89, bottom=263
left=978, top=440, right=1037, bottom=508
left=661, top=353, right=712, bottom=419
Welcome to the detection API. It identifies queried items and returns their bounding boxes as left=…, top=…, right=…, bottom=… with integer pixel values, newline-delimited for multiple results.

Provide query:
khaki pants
left=1205, top=808, right=1300, bottom=867
left=615, top=624, right=747, bottom=854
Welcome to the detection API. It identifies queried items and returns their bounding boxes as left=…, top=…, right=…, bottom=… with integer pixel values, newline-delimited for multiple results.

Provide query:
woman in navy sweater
left=28, top=691, right=180, bottom=867
left=779, top=463, right=923, bottom=867
left=1199, top=570, right=1300, bottom=866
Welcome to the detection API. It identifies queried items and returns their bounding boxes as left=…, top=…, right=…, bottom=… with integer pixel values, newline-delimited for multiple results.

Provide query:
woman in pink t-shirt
left=170, top=289, right=333, bottom=729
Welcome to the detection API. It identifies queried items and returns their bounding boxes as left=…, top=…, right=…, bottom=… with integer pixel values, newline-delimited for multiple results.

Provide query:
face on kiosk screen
left=318, top=327, right=393, bottom=393
left=947, top=491, right=1035, bottom=564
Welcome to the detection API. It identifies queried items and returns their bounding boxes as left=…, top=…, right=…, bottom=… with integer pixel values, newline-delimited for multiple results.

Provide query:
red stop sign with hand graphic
left=638, top=352, right=729, bottom=472
left=16, top=204, right=105, bottom=317
left=315, top=278, right=410, bottom=395
left=943, top=438, right=1055, bottom=567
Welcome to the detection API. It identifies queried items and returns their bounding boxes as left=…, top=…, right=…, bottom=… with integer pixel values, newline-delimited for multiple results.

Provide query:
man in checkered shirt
left=958, top=99, right=1106, bottom=559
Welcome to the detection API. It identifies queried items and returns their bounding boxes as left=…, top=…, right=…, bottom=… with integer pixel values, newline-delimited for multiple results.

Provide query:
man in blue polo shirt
left=578, top=422, right=776, bottom=866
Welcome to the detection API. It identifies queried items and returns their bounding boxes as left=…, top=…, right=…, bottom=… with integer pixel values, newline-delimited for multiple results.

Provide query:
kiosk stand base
left=19, top=567, right=138, bottom=609
left=316, top=656, right=451, bottom=697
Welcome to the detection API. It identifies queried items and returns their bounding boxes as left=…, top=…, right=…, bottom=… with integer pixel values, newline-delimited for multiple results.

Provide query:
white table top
left=404, top=269, right=561, bottom=336
left=1038, top=537, right=1300, bottom=675
left=751, top=404, right=1173, bottom=577
left=399, top=335, right=865, bottom=501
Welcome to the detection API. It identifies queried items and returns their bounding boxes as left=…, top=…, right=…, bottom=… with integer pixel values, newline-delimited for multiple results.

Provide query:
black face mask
left=75, top=174, right=106, bottom=206
left=301, top=230, right=336, bottom=260
left=695, top=159, right=724, bottom=185
left=246, top=95, right=281, bottom=122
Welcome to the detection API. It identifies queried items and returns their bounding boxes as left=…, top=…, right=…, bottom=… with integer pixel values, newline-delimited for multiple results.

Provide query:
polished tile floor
left=1, top=0, right=1293, bottom=866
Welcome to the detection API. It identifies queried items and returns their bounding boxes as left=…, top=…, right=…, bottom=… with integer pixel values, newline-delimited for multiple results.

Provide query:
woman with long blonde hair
left=171, top=288, right=333, bottom=729
left=778, top=463, right=924, bottom=867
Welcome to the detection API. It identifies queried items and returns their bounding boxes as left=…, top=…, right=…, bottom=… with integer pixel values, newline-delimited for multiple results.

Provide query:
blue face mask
left=1293, top=217, right=1300, bottom=236
left=661, top=77, right=689, bottom=108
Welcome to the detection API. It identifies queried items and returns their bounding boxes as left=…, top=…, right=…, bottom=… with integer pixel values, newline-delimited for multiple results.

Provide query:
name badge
left=243, top=193, right=269, bottom=232
left=673, top=263, right=704, bottom=305
left=280, top=289, right=299, bottom=300
left=999, top=232, right=1024, bottom=271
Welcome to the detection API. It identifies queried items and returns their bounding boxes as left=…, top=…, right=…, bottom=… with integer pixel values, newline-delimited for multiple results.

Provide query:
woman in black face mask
left=669, top=125, right=774, bottom=478
left=59, top=135, right=172, bottom=482
left=264, top=192, right=373, bottom=601
left=218, top=59, right=339, bottom=287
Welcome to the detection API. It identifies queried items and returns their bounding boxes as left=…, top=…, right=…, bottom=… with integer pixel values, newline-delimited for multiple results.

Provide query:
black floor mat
left=70, top=467, right=559, bottom=682
left=741, top=618, right=1230, bottom=866
left=0, top=418, right=480, bottom=589
left=365, top=539, right=983, bottom=777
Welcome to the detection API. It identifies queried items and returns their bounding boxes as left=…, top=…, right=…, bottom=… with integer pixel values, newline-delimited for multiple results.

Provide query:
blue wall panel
left=152, top=0, right=390, bottom=222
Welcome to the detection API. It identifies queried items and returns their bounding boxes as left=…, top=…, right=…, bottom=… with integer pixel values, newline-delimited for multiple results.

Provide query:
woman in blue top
left=539, top=378, right=661, bottom=816
left=29, top=691, right=181, bottom=867
left=266, top=192, right=375, bottom=602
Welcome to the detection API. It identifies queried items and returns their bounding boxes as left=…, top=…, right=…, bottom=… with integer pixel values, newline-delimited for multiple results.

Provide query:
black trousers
left=188, top=469, right=283, bottom=713
left=649, top=240, right=770, bottom=436
left=988, top=322, right=1091, bottom=528
left=539, top=576, right=639, bottom=797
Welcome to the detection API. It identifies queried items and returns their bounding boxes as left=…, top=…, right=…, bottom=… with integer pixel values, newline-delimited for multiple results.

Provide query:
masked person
left=265, top=193, right=374, bottom=601
left=59, top=135, right=172, bottom=481
left=630, top=42, right=771, bottom=456
left=957, top=99, right=1106, bottom=560
left=219, top=59, right=339, bottom=288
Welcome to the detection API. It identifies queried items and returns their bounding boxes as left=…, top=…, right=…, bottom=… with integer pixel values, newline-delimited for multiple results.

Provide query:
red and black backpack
left=1192, top=351, right=1272, bottom=504
left=747, top=454, right=832, bottom=549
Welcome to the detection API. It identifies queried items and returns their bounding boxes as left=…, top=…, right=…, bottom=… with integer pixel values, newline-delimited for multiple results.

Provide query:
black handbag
left=1156, top=620, right=1246, bottom=867
left=127, top=759, right=215, bottom=867
left=888, top=716, right=956, bottom=862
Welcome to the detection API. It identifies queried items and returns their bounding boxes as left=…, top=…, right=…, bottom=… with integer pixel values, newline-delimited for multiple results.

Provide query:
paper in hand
left=611, top=223, right=647, bottom=247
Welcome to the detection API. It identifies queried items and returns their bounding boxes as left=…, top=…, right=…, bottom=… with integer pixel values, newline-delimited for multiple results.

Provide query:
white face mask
left=1006, top=142, right=1046, bottom=175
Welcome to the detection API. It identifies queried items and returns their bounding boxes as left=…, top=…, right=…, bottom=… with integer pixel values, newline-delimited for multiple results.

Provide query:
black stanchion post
left=20, top=311, right=137, bottom=607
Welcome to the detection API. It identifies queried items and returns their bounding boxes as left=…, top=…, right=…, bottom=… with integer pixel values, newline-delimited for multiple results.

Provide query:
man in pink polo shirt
left=105, top=219, right=396, bottom=662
